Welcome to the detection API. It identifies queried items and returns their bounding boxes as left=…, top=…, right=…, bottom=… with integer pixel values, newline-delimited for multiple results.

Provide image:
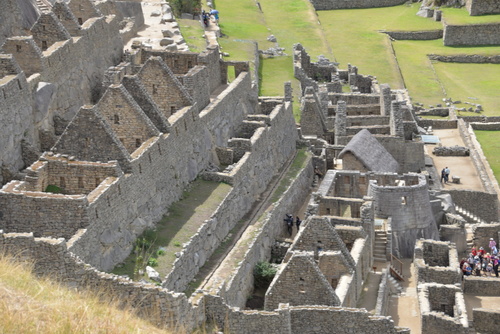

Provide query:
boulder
left=165, top=44, right=178, bottom=51
left=161, top=13, right=175, bottom=23
left=162, top=29, right=174, bottom=37
left=160, top=38, right=174, bottom=46
left=150, top=10, right=161, bottom=17
left=146, top=266, right=162, bottom=282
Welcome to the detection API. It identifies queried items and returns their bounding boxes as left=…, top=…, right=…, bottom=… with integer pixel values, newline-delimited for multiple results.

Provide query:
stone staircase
left=374, top=230, right=387, bottom=262
left=455, top=205, right=486, bottom=225
left=35, top=0, right=52, bottom=12
left=388, top=275, right=403, bottom=294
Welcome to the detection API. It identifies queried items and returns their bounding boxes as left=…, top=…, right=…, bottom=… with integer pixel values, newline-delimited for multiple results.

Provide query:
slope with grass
left=474, top=130, right=500, bottom=184
left=0, top=255, right=169, bottom=333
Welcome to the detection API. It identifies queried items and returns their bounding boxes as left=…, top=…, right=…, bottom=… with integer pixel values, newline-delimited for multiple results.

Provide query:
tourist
left=492, top=245, right=498, bottom=256
left=474, top=262, right=482, bottom=276
left=493, top=256, right=499, bottom=277
left=441, top=168, right=446, bottom=183
left=471, top=246, right=477, bottom=256
left=463, top=262, right=472, bottom=276
left=314, top=167, right=323, bottom=179
left=295, top=216, right=302, bottom=231
left=444, top=167, right=450, bottom=183
left=489, top=238, right=497, bottom=252
left=284, top=214, right=293, bottom=236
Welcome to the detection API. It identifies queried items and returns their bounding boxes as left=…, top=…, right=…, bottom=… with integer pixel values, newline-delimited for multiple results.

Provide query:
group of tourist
left=284, top=214, right=302, bottom=237
left=201, top=9, right=219, bottom=27
left=440, top=167, right=451, bottom=184
left=460, top=238, right=500, bottom=277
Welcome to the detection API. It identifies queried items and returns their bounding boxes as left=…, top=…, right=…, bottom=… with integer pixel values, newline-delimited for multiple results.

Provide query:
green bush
left=253, top=261, right=278, bottom=288
left=147, top=257, right=158, bottom=267
left=45, top=185, right=62, bottom=194
left=170, top=0, right=201, bottom=17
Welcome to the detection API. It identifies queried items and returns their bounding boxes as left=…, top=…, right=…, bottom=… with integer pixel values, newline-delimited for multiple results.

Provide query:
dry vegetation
left=0, top=254, right=170, bottom=334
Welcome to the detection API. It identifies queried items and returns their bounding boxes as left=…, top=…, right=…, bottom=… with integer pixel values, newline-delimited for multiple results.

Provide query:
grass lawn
left=112, top=179, right=231, bottom=281
left=393, top=40, right=500, bottom=108
left=474, top=130, right=500, bottom=184
left=317, top=3, right=441, bottom=88
left=178, top=19, right=207, bottom=52
left=441, top=7, right=500, bottom=25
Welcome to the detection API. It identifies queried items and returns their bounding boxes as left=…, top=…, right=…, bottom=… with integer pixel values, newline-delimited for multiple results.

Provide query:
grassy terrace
left=441, top=7, right=500, bottom=24
left=474, top=131, right=500, bottom=184
left=178, top=19, right=207, bottom=52
left=113, top=179, right=231, bottom=280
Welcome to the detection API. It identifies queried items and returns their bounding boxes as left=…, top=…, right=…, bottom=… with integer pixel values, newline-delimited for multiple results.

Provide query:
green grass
left=393, top=39, right=500, bottom=108
left=441, top=7, right=500, bottom=25
left=112, top=179, right=231, bottom=280
left=474, top=130, right=500, bottom=184
left=178, top=19, right=207, bottom=52
left=317, top=3, right=441, bottom=88
left=271, top=148, right=310, bottom=203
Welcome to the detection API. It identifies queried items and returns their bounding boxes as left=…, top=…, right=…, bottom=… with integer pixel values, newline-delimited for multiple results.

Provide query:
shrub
left=253, top=261, right=278, bottom=288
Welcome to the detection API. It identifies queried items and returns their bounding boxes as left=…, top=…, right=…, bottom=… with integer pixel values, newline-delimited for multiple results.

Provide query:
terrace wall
left=443, top=21, right=500, bottom=46
left=310, top=0, right=407, bottom=10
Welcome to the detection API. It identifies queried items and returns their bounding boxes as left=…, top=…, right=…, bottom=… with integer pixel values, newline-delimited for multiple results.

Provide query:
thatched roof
left=339, top=129, right=399, bottom=173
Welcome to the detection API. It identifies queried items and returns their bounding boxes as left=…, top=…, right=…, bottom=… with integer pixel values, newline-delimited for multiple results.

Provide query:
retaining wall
left=443, top=21, right=500, bottom=46
left=310, top=0, right=406, bottom=10
left=383, top=30, right=443, bottom=40
left=464, top=277, right=500, bottom=295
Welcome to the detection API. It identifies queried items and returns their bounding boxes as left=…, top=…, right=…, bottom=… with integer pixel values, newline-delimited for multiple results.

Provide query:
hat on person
left=491, top=238, right=494, bottom=240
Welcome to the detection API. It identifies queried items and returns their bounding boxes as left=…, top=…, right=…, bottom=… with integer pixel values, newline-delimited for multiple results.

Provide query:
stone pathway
left=388, top=259, right=421, bottom=333
left=125, top=0, right=189, bottom=51
left=428, top=128, right=484, bottom=192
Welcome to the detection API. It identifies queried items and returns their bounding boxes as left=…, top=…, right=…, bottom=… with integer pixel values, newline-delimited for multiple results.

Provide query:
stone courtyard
left=1, top=0, right=500, bottom=333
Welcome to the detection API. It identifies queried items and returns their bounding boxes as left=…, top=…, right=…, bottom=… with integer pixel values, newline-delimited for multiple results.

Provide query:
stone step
left=374, top=245, right=386, bottom=250
left=374, top=256, right=387, bottom=262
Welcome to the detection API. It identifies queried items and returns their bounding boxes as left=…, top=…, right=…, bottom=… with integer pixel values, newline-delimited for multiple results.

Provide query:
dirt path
left=426, top=129, right=484, bottom=191
left=388, top=259, right=421, bottom=333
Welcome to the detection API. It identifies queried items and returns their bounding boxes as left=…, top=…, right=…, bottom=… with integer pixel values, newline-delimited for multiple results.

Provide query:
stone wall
left=205, top=295, right=409, bottom=334
left=222, top=158, right=314, bottom=308
left=466, top=0, right=500, bottom=16
left=383, top=30, right=443, bottom=40
left=464, top=276, right=500, bottom=295
left=457, top=118, right=499, bottom=194
left=470, top=122, right=500, bottom=130
left=165, top=101, right=298, bottom=292
left=429, top=54, right=500, bottom=64
left=375, top=266, right=391, bottom=316
left=368, top=174, right=439, bottom=258
left=443, top=21, right=500, bottom=46
left=0, top=231, right=204, bottom=331
left=310, top=0, right=406, bottom=10
left=472, top=308, right=500, bottom=334
left=418, top=283, right=470, bottom=334
left=446, top=190, right=498, bottom=225
left=413, top=239, right=462, bottom=285
left=417, top=118, right=458, bottom=129
left=0, top=55, right=36, bottom=183
left=376, top=136, right=425, bottom=173
left=471, top=223, right=500, bottom=251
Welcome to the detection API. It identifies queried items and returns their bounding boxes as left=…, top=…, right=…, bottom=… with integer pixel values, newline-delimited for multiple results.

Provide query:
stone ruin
left=1, top=0, right=500, bottom=333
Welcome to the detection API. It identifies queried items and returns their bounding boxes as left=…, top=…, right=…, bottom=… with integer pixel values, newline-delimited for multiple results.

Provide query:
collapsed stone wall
left=0, top=231, right=204, bottom=331
left=309, top=0, right=407, bottom=10
left=443, top=21, right=500, bottom=46
left=466, top=0, right=500, bottom=16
